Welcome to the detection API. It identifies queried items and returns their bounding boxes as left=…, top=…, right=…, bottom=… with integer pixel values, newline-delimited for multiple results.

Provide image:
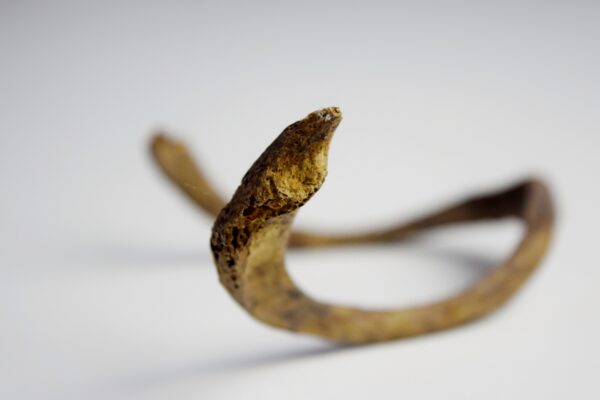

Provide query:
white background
left=1, top=1, right=599, bottom=399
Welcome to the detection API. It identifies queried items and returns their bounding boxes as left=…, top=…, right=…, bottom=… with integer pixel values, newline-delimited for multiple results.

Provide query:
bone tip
left=313, top=106, right=342, bottom=122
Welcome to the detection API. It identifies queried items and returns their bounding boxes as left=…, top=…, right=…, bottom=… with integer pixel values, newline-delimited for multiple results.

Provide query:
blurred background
left=1, top=1, right=598, bottom=399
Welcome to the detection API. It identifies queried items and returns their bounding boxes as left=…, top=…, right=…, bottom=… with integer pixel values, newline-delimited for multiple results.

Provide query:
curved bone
left=209, top=107, right=554, bottom=344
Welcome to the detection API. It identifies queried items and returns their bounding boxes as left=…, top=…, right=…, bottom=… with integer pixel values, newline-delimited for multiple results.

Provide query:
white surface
left=1, top=1, right=599, bottom=399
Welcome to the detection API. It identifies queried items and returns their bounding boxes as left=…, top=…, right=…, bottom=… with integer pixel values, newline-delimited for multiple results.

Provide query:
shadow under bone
left=107, top=340, right=345, bottom=397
